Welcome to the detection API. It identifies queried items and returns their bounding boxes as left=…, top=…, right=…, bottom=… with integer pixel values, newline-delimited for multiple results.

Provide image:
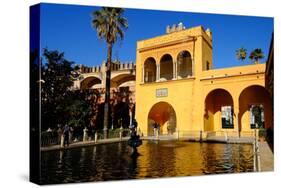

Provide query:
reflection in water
left=201, top=143, right=253, bottom=174
left=41, top=141, right=253, bottom=184
left=58, top=150, right=64, bottom=164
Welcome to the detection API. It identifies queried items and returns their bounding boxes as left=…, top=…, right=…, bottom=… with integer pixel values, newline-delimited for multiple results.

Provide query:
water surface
left=41, top=141, right=253, bottom=184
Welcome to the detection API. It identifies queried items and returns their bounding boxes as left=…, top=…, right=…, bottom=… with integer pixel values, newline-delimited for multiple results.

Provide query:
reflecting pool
left=41, top=141, right=253, bottom=184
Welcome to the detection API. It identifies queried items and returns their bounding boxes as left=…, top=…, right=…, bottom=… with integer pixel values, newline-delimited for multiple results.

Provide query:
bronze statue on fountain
left=128, top=119, right=142, bottom=156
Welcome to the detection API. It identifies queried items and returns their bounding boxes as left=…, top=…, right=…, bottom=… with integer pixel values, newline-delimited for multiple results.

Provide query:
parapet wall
left=80, top=62, right=135, bottom=73
left=200, top=64, right=265, bottom=80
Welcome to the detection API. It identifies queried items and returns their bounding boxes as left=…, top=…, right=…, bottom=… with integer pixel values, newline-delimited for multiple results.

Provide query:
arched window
left=177, top=50, right=192, bottom=78
left=144, top=57, right=156, bottom=83
left=160, top=54, right=173, bottom=80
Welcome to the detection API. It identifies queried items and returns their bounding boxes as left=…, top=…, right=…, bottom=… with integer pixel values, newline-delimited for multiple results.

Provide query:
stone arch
left=177, top=50, right=192, bottom=78
left=80, top=76, right=102, bottom=89
left=238, top=85, right=272, bottom=133
left=204, top=88, right=234, bottom=131
left=160, top=54, right=173, bottom=81
left=144, top=57, right=156, bottom=83
left=147, top=101, right=177, bottom=136
left=111, top=73, right=135, bottom=88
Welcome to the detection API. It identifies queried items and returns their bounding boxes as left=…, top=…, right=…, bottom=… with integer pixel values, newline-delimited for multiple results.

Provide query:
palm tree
left=249, top=48, right=264, bottom=64
left=236, top=47, right=247, bottom=62
left=92, top=7, right=128, bottom=138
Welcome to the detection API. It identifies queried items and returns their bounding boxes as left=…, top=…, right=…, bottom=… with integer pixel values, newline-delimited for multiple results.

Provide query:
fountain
left=128, top=119, right=142, bottom=156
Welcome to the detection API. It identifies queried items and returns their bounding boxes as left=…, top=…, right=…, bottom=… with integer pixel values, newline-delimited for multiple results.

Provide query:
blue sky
left=40, top=3, right=273, bottom=68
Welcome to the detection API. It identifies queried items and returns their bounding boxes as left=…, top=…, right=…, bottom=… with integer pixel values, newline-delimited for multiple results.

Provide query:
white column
left=174, top=61, right=178, bottom=80
left=175, top=61, right=178, bottom=79
left=172, top=62, right=175, bottom=79
left=159, top=64, right=160, bottom=81
left=156, top=64, right=160, bottom=81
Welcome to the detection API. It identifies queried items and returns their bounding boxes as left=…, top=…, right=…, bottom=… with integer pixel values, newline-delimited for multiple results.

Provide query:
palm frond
left=236, top=47, right=247, bottom=61
left=91, top=7, right=128, bottom=44
left=249, top=48, right=264, bottom=64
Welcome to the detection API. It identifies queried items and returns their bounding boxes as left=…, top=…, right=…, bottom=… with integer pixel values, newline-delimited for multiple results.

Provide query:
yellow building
left=135, top=24, right=273, bottom=138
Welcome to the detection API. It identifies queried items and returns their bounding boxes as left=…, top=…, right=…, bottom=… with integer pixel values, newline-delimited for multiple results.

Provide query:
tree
left=249, top=48, right=264, bottom=64
left=41, top=49, right=76, bottom=130
left=236, top=47, right=247, bottom=62
left=91, top=7, right=128, bottom=138
left=64, top=90, right=95, bottom=128
left=40, top=49, right=101, bottom=142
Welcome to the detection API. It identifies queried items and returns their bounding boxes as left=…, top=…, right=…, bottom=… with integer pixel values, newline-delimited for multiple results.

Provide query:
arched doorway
left=160, top=54, right=173, bottom=81
left=204, top=89, right=234, bottom=131
left=144, top=57, right=156, bottom=83
left=110, top=74, right=136, bottom=129
left=147, top=102, right=176, bottom=136
left=238, top=85, right=273, bottom=132
left=177, top=50, right=192, bottom=78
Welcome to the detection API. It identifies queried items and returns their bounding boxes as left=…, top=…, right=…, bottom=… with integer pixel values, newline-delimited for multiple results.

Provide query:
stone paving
left=259, top=141, right=274, bottom=172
